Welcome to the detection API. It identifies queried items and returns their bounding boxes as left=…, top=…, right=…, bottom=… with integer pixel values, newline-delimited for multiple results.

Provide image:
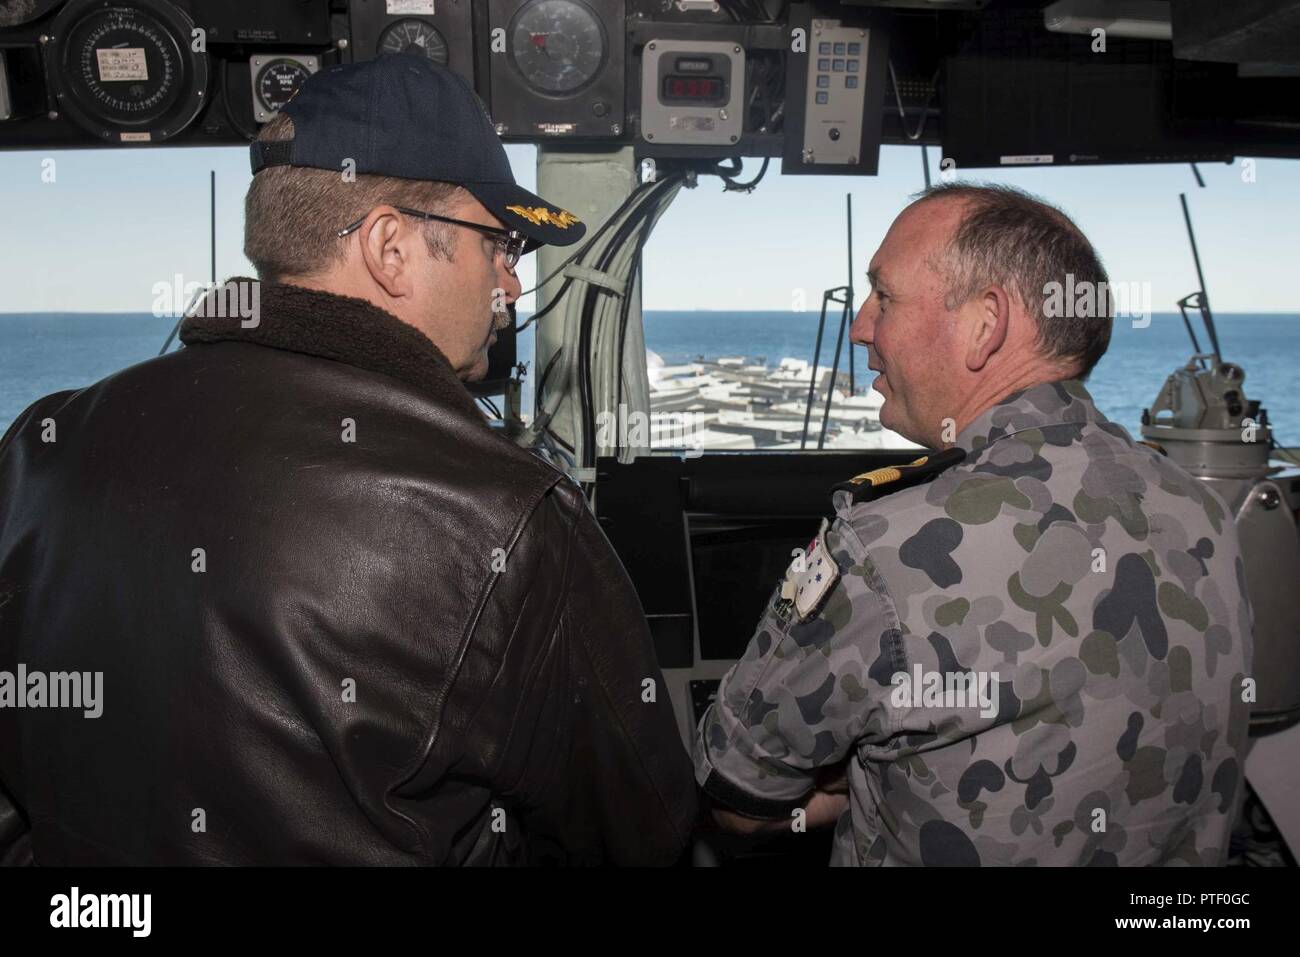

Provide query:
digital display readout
left=661, top=75, right=724, bottom=101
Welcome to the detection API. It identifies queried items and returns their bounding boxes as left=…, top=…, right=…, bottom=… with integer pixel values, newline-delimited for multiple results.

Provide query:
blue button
left=816, top=75, right=830, bottom=88
left=848, top=42, right=861, bottom=55
left=833, top=42, right=846, bottom=55
left=847, top=59, right=859, bottom=73
left=819, top=42, right=830, bottom=54
left=832, top=59, right=844, bottom=71
left=818, top=58, right=830, bottom=71
left=845, top=75, right=858, bottom=89
left=815, top=91, right=828, bottom=104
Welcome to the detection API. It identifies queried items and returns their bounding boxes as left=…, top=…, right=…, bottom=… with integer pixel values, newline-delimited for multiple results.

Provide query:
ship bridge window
left=631, top=148, right=1300, bottom=455
left=0, top=144, right=544, bottom=438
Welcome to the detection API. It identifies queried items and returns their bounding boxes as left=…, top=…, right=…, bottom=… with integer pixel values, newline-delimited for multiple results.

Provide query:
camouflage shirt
left=694, top=379, right=1253, bottom=865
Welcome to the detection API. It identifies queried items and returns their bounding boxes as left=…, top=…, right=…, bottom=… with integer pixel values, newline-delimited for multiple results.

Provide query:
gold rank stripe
left=848, top=455, right=930, bottom=487
left=505, top=204, right=580, bottom=229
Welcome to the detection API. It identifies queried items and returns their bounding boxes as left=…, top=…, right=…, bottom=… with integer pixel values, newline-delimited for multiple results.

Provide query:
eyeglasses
left=336, top=206, right=527, bottom=270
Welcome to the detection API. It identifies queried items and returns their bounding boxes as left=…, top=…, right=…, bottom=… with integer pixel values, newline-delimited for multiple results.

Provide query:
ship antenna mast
left=1178, top=191, right=1222, bottom=368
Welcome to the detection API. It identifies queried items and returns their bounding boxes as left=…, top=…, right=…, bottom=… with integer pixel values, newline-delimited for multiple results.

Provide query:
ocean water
left=2, top=310, right=1298, bottom=446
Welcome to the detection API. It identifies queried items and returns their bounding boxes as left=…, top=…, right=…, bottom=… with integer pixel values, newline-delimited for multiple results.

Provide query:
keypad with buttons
left=805, top=24, right=869, bottom=167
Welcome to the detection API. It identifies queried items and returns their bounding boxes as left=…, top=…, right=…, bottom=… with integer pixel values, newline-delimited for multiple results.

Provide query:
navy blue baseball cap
left=249, top=55, right=586, bottom=252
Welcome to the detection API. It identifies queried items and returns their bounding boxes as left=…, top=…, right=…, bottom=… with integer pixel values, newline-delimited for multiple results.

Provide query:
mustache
left=481, top=309, right=508, bottom=350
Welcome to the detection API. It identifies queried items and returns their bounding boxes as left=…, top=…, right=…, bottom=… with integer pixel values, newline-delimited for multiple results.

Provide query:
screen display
left=662, top=75, right=724, bottom=102
left=690, top=517, right=820, bottom=661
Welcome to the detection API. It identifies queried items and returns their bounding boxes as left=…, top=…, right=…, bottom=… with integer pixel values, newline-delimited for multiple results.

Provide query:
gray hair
left=912, top=182, right=1113, bottom=378
left=245, top=113, right=462, bottom=284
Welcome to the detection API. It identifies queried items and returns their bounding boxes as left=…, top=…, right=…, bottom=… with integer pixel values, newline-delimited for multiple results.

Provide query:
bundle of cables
left=520, top=157, right=775, bottom=478
left=519, top=169, right=684, bottom=473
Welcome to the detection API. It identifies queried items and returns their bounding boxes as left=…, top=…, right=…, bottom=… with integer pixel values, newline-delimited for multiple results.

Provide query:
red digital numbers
left=665, top=76, right=720, bottom=100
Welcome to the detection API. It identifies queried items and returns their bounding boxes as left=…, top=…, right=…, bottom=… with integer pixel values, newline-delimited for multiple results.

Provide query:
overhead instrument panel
left=44, top=0, right=210, bottom=144
left=487, top=0, right=624, bottom=140
left=510, top=0, right=603, bottom=94
left=248, top=54, right=319, bottom=124
left=625, top=12, right=786, bottom=161
left=187, top=0, right=332, bottom=46
left=0, top=1, right=1291, bottom=162
left=347, top=0, right=473, bottom=85
left=781, top=12, right=887, bottom=175
left=640, top=39, right=745, bottom=147
left=379, top=19, right=448, bottom=64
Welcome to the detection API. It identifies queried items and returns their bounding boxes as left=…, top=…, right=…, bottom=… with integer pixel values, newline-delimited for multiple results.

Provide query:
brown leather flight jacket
left=0, top=281, right=697, bottom=865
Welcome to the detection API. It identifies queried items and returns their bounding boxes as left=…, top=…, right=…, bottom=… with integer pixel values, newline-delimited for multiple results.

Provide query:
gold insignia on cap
left=506, top=204, right=580, bottom=229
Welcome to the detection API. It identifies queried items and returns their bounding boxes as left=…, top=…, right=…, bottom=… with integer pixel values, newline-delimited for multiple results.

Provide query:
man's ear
left=357, top=206, right=412, bottom=300
left=965, top=284, right=1011, bottom=371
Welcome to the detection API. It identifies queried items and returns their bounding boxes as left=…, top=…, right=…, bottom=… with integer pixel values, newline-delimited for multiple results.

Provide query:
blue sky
left=0, top=143, right=1294, bottom=313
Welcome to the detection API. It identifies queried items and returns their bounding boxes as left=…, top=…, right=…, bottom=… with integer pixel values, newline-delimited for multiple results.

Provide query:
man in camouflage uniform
left=694, top=184, right=1253, bottom=865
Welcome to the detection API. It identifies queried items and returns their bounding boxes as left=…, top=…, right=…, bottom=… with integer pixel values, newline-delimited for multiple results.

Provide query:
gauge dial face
left=378, top=18, right=449, bottom=64
left=509, top=0, right=606, bottom=95
left=256, top=59, right=311, bottom=114
left=65, top=6, right=185, bottom=126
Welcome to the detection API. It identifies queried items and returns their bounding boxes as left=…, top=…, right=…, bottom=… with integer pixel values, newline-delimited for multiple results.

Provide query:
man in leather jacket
left=0, top=56, right=696, bottom=865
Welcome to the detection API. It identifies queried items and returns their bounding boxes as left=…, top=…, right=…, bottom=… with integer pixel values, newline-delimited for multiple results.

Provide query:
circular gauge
left=378, top=18, right=449, bottom=65
left=256, top=59, right=311, bottom=115
left=508, top=0, right=606, bottom=96
left=50, top=0, right=208, bottom=142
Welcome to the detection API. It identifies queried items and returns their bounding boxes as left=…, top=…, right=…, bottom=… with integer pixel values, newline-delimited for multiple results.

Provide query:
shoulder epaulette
left=833, top=447, right=967, bottom=504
